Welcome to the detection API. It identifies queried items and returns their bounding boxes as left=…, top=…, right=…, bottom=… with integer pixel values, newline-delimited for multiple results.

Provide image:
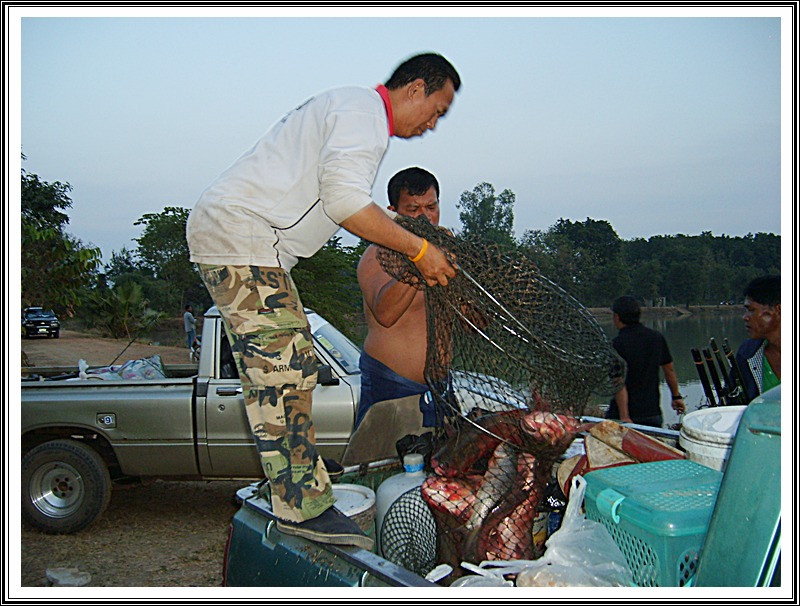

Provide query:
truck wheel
left=22, top=439, right=112, bottom=534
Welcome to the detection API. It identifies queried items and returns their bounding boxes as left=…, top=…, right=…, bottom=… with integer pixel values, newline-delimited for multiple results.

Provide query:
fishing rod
left=109, top=313, right=164, bottom=367
left=702, top=348, right=727, bottom=406
left=691, top=348, right=717, bottom=407
left=709, top=338, right=730, bottom=379
left=710, top=337, right=737, bottom=406
left=722, top=338, right=750, bottom=405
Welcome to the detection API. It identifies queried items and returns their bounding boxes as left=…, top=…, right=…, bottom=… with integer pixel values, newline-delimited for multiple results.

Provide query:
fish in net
left=376, top=215, right=626, bottom=576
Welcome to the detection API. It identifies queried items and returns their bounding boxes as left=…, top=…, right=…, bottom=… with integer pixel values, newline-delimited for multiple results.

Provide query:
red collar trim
left=375, top=84, right=394, bottom=137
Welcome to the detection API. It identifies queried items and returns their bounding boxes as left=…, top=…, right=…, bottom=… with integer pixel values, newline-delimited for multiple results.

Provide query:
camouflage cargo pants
left=198, top=264, right=334, bottom=522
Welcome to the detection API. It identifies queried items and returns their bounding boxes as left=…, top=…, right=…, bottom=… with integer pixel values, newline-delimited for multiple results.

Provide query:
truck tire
left=22, top=439, right=112, bottom=534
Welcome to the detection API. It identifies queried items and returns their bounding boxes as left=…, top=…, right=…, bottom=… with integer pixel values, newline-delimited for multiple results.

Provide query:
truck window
left=220, top=333, right=239, bottom=379
left=313, top=324, right=361, bottom=375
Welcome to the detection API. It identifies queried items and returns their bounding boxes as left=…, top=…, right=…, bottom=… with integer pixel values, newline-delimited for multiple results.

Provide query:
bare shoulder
left=357, top=244, right=385, bottom=283
left=357, top=243, right=379, bottom=270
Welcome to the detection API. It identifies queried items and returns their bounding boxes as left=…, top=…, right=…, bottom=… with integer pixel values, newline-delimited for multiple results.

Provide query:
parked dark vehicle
left=22, top=307, right=60, bottom=338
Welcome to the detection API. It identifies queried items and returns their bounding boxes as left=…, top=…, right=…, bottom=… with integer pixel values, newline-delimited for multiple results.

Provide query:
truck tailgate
left=225, top=487, right=436, bottom=587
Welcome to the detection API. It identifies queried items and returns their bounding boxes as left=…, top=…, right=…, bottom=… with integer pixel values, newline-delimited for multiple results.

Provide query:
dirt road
left=21, top=329, right=193, bottom=368
left=18, top=332, right=245, bottom=588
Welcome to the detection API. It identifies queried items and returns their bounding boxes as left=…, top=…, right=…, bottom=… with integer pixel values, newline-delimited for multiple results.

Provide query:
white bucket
left=679, top=406, right=746, bottom=471
left=332, top=483, right=376, bottom=535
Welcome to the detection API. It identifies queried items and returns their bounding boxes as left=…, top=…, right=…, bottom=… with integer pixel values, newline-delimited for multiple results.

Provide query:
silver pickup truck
left=21, top=306, right=363, bottom=534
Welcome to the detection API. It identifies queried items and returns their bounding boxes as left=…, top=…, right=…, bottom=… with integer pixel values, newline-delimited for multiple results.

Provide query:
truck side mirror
left=317, top=364, right=340, bottom=386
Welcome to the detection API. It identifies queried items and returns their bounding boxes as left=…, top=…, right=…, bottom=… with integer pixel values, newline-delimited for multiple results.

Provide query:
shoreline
left=587, top=304, right=742, bottom=318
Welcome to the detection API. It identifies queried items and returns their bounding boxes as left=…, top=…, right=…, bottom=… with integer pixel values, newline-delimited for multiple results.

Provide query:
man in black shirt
left=606, top=296, right=686, bottom=427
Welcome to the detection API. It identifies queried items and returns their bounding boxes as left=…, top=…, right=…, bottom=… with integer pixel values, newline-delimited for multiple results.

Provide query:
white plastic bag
left=451, top=562, right=514, bottom=587
left=116, top=355, right=167, bottom=380
left=516, top=476, right=633, bottom=587
left=83, top=355, right=167, bottom=381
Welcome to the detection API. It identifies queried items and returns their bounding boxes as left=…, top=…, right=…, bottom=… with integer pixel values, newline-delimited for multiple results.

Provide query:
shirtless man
left=355, top=167, right=441, bottom=428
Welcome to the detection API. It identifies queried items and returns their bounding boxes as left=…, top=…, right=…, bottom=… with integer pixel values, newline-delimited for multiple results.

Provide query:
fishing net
left=377, top=215, right=624, bottom=421
left=376, top=215, right=626, bottom=576
left=379, top=487, right=438, bottom=577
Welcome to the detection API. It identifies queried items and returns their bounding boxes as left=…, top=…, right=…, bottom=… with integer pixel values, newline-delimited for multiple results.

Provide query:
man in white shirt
left=187, top=53, right=460, bottom=549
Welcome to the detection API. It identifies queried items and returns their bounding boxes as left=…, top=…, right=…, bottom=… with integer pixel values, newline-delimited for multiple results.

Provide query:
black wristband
left=672, top=394, right=683, bottom=400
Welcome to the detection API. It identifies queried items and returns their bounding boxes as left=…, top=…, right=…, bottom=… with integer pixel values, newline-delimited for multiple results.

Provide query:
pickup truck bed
left=227, top=484, right=435, bottom=587
left=223, top=390, right=782, bottom=588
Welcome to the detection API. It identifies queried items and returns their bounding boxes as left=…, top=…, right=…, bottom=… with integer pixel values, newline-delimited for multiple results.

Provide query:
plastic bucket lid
left=333, top=483, right=376, bottom=517
left=681, top=406, right=746, bottom=446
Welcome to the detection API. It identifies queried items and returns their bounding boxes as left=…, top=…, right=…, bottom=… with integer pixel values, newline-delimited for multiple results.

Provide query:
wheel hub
left=30, top=463, right=84, bottom=518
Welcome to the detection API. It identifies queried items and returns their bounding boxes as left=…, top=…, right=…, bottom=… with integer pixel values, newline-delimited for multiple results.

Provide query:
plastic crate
left=583, top=459, right=722, bottom=587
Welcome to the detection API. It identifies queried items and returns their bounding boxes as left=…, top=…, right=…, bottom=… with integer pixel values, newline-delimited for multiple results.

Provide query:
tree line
left=21, top=165, right=781, bottom=343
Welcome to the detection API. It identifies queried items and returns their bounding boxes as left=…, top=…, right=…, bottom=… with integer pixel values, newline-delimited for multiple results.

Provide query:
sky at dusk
left=5, top=5, right=796, bottom=602
left=10, top=6, right=790, bottom=266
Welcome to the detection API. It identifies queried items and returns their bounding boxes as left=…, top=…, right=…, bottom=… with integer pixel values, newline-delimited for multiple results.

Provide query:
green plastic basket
left=583, top=459, right=722, bottom=587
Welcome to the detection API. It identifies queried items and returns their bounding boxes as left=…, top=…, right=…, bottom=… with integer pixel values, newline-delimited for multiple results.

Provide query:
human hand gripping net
left=377, top=215, right=626, bottom=576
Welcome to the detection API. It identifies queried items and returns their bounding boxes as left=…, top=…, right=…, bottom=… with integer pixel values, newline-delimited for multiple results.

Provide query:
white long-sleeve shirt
left=187, top=85, right=391, bottom=269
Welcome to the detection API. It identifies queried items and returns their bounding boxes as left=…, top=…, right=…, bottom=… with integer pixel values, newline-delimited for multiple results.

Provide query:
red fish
left=425, top=408, right=585, bottom=567
left=431, top=409, right=528, bottom=477
left=588, top=420, right=684, bottom=463
left=465, top=443, right=518, bottom=532
left=421, top=474, right=482, bottom=524
left=521, top=411, right=582, bottom=447
left=431, top=409, right=585, bottom=476
left=477, top=452, right=544, bottom=562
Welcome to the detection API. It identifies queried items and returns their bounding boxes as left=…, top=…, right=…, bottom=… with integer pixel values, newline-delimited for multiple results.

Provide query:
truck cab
left=195, top=306, right=363, bottom=476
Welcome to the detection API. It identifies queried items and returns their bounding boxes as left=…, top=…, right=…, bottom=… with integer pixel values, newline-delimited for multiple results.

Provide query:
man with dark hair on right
left=734, top=275, right=781, bottom=403
left=606, top=295, right=686, bottom=427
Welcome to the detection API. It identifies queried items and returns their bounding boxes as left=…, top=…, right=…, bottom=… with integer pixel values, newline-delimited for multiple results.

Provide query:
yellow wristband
left=409, top=238, right=429, bottom=263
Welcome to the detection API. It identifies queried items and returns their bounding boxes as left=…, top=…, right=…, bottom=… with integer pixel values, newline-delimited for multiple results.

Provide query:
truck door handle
left=216, top=386, right=242, bottom=396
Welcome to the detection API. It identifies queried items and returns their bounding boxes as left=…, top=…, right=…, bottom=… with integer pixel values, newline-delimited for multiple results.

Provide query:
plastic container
left=583, top=459, right=723, bottom=587
left=332, top=483, right=376, bottom=534
left=679, top=406, right=746, bottom=471
left=375, top=454, right=426, bottom=556
left=532, top=511, right=549, bottom=554
left=693, top=387, right=781, bottom=587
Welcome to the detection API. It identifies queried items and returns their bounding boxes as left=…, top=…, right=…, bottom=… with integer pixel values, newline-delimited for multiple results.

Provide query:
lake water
left=595, top=311, right=747, bottom=428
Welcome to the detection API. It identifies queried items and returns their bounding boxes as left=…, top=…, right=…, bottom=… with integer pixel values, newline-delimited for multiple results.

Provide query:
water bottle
left=375, top=453, right=426, bottom=556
